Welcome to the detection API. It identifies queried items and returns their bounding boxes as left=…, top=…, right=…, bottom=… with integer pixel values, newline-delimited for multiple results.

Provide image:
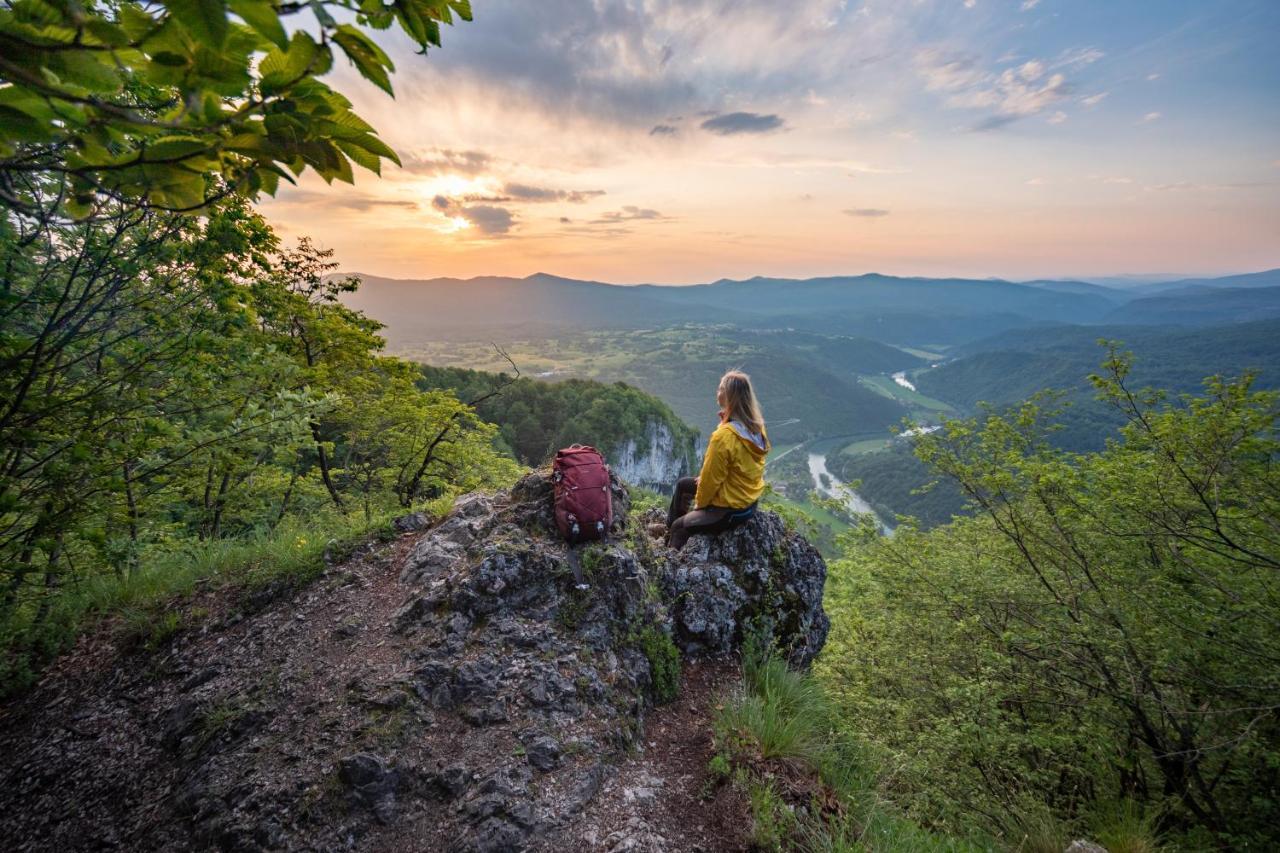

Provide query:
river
left=806, top=449, right=892, bottom=534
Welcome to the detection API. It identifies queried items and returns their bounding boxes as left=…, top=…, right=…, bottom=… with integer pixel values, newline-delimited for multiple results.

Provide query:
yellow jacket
left=694, top=420, right=770, bottom=510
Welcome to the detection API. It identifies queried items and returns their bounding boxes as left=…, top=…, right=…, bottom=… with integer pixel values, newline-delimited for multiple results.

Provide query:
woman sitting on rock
left=667, top=369, right=771, bottom=550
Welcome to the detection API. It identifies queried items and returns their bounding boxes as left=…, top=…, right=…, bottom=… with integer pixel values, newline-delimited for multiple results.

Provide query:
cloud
left=649, top=124, right=678, bottom=136
left=431, top=195, right=516, bottom=235
left=963, top=0, right=976, bottom=8
left=1054, top=47, right=1105, bottom=69
left=1025, top=177, right=1046, bottom=185
left=1141, top=111, right=1162, bottom=123
left=366, top=0, right=875, bottom=135
left=593, top=205, right=667, bottom=223
left=502, top=183, right=606, bottom=203
left=916, top=49, right=987, bottom=93
left=1046, top=111, right=1067, bottom=125
left=402, top=148, right=493, bottom=176
left=843, top=208, right=890, bottom=217
left=1080, top=92, right=1108, bottom=107
left=462, top=205, right=516, bottom=235
left=1020, top=0, right=1040, bottom=9
left=917, top=48, right=1073, bottom=129
left=1147, top=73, right=1161, bottom=81
left=277, top=191, right=418, bottom=212
left=700, top=112, right=786, bottom=135
left=970, top=114, right=1019, bottom=132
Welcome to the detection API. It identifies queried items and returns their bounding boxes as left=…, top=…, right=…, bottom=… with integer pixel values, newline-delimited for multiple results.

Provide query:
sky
left=257, top=0, right=1280, bottom=284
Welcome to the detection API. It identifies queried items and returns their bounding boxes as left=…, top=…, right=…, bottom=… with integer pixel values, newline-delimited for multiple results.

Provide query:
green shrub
left=636, top=626, right=681, bottom=704
left=628, top=485, right=668, bottom=517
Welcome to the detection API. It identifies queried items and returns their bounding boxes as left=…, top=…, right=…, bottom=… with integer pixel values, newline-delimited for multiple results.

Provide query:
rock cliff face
left=0, top=471, right=828, bottom=852
left=606, top=421, right=696, bottom=491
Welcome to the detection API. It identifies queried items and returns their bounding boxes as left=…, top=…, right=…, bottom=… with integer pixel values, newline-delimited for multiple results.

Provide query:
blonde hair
left=719, top=370, right=767, bottom=444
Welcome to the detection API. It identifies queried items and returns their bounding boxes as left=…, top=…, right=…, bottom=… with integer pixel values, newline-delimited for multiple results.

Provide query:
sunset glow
left=258, top=0, right=1280, bottom=282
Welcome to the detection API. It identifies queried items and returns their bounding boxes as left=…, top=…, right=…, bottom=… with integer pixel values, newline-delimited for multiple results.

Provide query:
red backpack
left=552, top=445, right=613, bottom=544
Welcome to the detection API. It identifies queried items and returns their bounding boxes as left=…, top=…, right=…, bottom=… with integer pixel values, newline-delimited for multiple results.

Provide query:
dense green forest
left=418, top=365, right=698, bottom=471
left=0, top=0, right=512, bottom=694
left=828, top=443, right=967, bottom=528
left=820, top=356, right=1280, bottom=849
left=0, top=200, right=524, bottom=693
left=916, top=320, right=1280, bottom=451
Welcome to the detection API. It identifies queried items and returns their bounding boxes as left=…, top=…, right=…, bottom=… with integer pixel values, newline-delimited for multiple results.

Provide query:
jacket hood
left=726, top=420, right=770, bottom=458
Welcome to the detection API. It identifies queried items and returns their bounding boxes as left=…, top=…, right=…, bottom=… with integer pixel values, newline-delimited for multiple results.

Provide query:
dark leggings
left=666, top=476, right=753, bottom=551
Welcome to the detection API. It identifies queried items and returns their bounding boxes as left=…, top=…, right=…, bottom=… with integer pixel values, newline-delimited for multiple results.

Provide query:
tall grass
left=0, top=500, right=449, bottom=698
left=714, top=644, right=1164, bottom=851
left=714, top=640, right=988, bottom=852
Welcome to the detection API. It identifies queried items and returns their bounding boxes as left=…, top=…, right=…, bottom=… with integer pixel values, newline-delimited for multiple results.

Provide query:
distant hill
left=341, top=272, right=748, bottom=342
left=417, top=366, right=699, bottom=489
left=342, top=268, right=1280, bottom=349
left=1126, top=268, right=1280, bottom=295
left=1103, top=285, right=1280, bottom=326
left=916, top=319, right=1280, bottom=450
left=633, top=274, right=1116, bottom=323
left=342, top=271, right=1136, bottom=348
left=1018, top=279, right=1132, bottom=301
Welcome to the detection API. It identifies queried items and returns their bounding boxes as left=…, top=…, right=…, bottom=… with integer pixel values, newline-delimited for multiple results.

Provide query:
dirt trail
left=555, top=659, right=752, bottom=852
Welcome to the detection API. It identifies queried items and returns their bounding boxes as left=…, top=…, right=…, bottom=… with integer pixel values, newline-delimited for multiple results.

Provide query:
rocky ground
left=0, top=471, right=828, bottom=852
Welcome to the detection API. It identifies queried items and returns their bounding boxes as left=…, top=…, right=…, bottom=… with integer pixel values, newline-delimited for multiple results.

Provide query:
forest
left=820, top=355, right=1280, bottom=849
left=418, top=365, right=698, bottom=471
left=0, top=0, right=518, bottom=694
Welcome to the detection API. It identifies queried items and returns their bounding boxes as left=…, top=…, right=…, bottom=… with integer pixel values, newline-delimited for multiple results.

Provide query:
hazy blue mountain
left=916, top=318, right=1280, bottom=450
left=341, top=272, right=757, bottom=341
left=1125, top=268, right=1280, bottom=295
left=1102, top=285, right=1280, bottom=326
left=340, top=268, right=1280, bottom=350
left=634, top=273, right=1116, bottom=323
left=1017, top=279, right=1132, bottom=301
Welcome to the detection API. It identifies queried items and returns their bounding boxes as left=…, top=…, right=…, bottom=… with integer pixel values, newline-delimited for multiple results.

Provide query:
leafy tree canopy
left=0, top=0, right=472, bottom=218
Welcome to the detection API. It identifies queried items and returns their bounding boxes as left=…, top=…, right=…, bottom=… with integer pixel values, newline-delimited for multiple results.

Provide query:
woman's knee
left=668, top=517, right=691, bottom=550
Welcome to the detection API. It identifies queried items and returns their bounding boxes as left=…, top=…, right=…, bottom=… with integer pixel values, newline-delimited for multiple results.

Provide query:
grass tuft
left=1, top=508, right=406, bottom=699
left=712, top=641, right=986, bottom=852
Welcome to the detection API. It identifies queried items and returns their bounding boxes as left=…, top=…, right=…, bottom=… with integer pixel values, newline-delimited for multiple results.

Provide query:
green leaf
left=332, top=24, right=395, bottom=95
left=228, top=0, right=287, bottom=49
left=47, top=51, right=124, bottom=94
left=164, top=0, right=229, bottom=47
left=448, top=0, right=473, bottom=22
left=143, top=136, right=212, bottom=161
left=341, top=131, right=400, bottom=166
left=119, top=3, right=160, bottom=41
left=335, top=139, right=381, bottom=175
left=259, top=31, right=320, bottom=94
left=0, top=105, right=52, bottom=143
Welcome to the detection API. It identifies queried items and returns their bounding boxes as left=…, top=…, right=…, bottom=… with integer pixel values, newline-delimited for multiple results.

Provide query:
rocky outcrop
left=607, top=421, right=696, bottom=491
left=0, top=470, right=828, bottom=853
